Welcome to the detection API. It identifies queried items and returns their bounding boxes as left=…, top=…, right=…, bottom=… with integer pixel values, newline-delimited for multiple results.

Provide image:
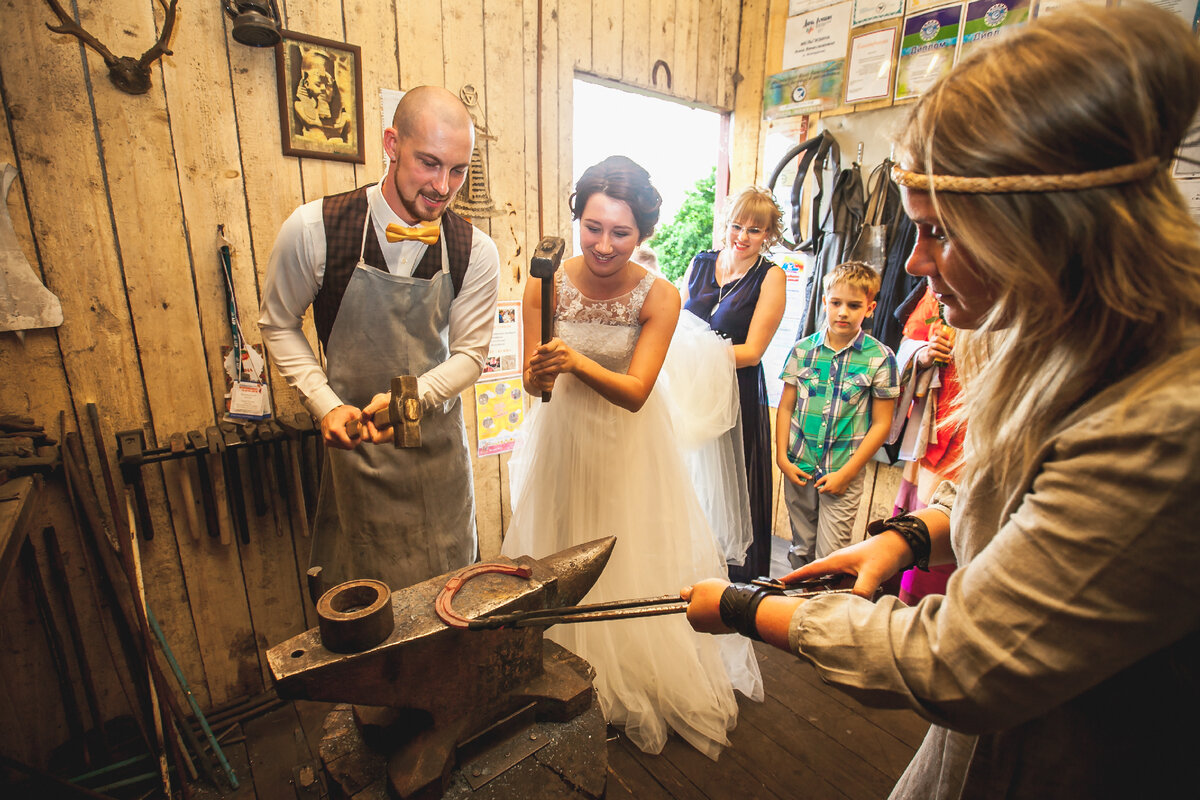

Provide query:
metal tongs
left=465, top=574, right=857, bottom=631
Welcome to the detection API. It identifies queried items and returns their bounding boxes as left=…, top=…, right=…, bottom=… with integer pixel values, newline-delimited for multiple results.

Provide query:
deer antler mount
left=43, top=0, right=179, bottom=96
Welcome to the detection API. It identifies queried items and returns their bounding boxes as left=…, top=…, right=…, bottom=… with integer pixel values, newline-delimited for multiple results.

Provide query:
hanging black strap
left=767, top=130, right=839, bottom=253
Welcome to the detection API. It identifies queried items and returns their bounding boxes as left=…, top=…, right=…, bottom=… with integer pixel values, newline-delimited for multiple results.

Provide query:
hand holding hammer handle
left=529, top=236, right=566, bottom=403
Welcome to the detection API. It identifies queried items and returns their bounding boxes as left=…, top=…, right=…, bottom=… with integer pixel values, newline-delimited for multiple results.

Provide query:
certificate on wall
left=905, top=0, right=961, bottom=12
left=959, top=0, right=1030, bottom=58
left=764, top=61, right=846, bottom=118
left=844, top=27, right=898, bottom=103
left=895, top=5, right=963, bottom=100
left=782, top=2, right=854, bottom=69
left=853, top=0, right=905, bottom=25
left=1034, top=0, right=1107, bottom=16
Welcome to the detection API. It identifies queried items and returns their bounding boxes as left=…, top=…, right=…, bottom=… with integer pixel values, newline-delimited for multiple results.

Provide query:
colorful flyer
left=481, top=300, right=522, bottom=376
left=782, top=2, right=854, bottom=70
left=852, top=0, right=905, bottom=25
left=844, top=26, right=898, bottom=103
left=960, top=0, right=1030, bottom=58
left=895, top=5, right=963, bottom=100
left=765, top=61, right=846, bottom=118
left=474, top=378, right=524, bottom=457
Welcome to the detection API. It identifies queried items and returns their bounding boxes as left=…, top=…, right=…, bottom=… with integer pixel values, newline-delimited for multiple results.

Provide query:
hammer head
left=529, top=236, right=566, bottom=279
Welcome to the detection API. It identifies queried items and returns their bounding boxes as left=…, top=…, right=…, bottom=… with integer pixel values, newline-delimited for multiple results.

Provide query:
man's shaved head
left=391, top=85, right=473, bottom=141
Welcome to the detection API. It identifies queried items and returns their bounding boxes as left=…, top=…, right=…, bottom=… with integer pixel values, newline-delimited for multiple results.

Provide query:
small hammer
left=346, top=375, right=422, bottom=447
left=530, top=236, right=566, bottom=402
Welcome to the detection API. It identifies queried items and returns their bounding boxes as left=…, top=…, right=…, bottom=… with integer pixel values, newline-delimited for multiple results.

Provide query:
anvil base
left=317, top=642, right=606, bottom=799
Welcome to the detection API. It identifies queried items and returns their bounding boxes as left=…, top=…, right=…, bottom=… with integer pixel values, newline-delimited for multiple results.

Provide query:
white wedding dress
left=502, top=266, right=763, bottom=760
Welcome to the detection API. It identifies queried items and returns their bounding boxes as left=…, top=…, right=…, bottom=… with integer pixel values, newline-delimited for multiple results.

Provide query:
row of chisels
left=114, top=413, right=323, bottom=544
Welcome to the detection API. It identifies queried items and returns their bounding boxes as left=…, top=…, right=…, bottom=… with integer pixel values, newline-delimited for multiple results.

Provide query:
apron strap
left=358, top=204, right=373, bottom=263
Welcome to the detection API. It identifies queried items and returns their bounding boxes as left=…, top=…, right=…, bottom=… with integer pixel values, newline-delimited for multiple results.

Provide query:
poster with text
left=475, top=378, right=524, bottom=457
left=481, top=300, right=522, bottom=377
left=895, top=5, right=963, bottom=100
left=845, top=26, right=899, bottom=103
left=960, top=0, right=1030, bottom=59
left=783, top=2, right=854, bottom=69
left=765, top=60, right=846, bottom=118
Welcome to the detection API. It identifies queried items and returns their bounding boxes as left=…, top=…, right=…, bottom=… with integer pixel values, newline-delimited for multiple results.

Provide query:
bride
left=501, top=155, right=762, bottom=759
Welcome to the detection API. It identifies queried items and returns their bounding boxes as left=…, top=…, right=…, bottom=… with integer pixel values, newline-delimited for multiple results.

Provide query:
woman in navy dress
left=683, top=187, right=786, bottom=581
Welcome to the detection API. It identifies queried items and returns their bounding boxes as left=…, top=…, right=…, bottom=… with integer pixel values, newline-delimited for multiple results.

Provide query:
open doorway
left=572, top=78, right=723, bottom=283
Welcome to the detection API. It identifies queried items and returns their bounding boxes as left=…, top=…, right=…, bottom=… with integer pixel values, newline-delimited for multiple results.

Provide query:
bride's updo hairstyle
left=570, top=155, right=663, bottom=241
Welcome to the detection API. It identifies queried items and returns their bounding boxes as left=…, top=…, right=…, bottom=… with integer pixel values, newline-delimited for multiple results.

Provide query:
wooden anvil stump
left=266, top=538, right=616, bottom=799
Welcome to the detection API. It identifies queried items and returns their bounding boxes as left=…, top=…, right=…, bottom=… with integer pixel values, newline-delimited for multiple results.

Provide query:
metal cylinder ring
left=316, top=579, right=395, bottom=653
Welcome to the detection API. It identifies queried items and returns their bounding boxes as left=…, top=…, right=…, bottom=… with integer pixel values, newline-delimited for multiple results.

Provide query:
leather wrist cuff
left=866, top=514, right=932, bottom=571
left=719, top=582, right=782, bottom=641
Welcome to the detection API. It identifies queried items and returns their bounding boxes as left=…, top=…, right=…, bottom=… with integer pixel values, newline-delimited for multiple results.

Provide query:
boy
left=778, top=261, right=898, bottom=567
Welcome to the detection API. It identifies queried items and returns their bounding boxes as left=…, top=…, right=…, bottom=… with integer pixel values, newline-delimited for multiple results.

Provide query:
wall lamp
left=223, top=0, right=282, bottom=47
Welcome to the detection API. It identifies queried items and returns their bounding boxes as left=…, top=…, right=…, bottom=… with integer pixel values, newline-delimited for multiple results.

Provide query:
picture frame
left=274, top=30, right=365, bottom=163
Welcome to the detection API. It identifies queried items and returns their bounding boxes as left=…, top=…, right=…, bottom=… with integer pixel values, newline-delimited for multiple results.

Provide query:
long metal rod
left=146, top=605, right=239, bottom=788
left=467, top=584, right=859, bottom=631
left=468, top=595, right=685, bottom=630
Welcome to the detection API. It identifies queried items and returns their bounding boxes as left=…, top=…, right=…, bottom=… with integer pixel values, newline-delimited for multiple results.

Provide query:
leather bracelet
left=866, top=514, right=932, bottom=571
left=718, top=583, right=782, bottom=641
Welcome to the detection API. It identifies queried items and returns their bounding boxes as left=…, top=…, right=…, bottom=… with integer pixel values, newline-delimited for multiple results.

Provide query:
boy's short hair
left=824, top=261, right=881, bottom=301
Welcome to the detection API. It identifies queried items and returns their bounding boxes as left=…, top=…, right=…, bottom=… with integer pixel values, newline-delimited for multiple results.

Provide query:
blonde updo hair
left=896, top=3, right=1200, bottom=490
left=723, top=187, right=784, bottom=252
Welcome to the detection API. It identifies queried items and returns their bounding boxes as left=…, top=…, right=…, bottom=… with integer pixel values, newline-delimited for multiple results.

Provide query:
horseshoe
left=434, top=562, right=534, bottom=628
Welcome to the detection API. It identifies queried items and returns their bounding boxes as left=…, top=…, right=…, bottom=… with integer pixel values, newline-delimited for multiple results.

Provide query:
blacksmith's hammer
left=347, top=375, right=422, bottom=448
left=115, top=429, right=154, bottom=541
left=530, top=236, right=566, bottom=402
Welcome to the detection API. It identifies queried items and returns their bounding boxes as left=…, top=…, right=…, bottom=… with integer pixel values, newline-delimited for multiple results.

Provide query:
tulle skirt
left=502, top=351, right=763, bottom=758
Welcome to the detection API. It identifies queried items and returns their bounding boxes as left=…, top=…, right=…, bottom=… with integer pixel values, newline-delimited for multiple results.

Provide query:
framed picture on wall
left=274, top=30, right=365, bottom=163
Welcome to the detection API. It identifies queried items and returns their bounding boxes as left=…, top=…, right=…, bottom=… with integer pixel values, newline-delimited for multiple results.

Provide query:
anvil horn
left=266, top=536, right=616, bottom=711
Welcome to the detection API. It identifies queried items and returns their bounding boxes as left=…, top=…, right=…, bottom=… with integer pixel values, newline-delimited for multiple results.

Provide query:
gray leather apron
left=310, top=209, right=477, bottom=591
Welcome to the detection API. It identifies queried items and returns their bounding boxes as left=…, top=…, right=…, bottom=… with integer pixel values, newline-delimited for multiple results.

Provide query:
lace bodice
left=554, top=268, right=656, bottom=372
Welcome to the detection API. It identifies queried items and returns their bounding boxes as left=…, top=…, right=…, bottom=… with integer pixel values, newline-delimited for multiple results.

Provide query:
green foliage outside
left=649, top=167, right=716, bottom=284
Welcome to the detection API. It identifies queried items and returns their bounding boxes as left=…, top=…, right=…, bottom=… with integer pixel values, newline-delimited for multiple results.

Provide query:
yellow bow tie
left=385, top=221, right=440, bottom=245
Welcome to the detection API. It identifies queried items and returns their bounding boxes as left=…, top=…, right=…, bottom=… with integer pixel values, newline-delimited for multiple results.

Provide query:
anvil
left=266, top=537, right=615, bottom=799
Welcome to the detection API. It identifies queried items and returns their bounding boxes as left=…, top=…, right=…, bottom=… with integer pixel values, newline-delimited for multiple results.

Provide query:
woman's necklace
left=713, top=254, right=760, bottom=313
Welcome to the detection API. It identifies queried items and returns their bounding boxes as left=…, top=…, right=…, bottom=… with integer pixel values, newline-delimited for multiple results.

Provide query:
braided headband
left=891, top=156, right=1161, bottom=194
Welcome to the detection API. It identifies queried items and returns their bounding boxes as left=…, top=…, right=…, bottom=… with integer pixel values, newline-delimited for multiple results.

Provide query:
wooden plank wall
left=0, top=0, right=758, bottom=767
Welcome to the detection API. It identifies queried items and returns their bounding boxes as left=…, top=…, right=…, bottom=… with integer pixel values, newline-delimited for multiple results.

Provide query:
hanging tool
left=529, top=236, right=566, bottom=402
left=116, top=429, right=155, bottom=541
left=217, top=423, right=250, bottom=543
left=274, top=417, right=309, bottom=537
left=186, top=430, right=221, bottom=539
left=168, top=433, right=200, bottom=540
left=206, top=426, right=237, bottom=545
left=238, top=422, right=268, bottom=517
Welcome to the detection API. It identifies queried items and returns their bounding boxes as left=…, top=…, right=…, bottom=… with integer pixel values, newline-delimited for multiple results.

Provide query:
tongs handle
left=467, top=594, right=686, bottom=630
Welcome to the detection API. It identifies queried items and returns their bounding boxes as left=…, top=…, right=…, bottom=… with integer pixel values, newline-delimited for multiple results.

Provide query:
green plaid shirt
left=780, top=329, right=898, bottom=476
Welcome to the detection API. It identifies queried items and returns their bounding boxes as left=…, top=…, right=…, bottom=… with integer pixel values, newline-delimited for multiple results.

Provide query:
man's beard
left=393, top=169, right=449, bottom=223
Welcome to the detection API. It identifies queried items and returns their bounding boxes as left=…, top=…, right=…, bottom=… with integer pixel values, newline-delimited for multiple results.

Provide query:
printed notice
left=783, top=2, right=854, bottom=69
left=844, top=27, right=898, bottom=103
left=480, top=301, right=522, bottom=377
left=895, top=5, right=963, bottom=101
